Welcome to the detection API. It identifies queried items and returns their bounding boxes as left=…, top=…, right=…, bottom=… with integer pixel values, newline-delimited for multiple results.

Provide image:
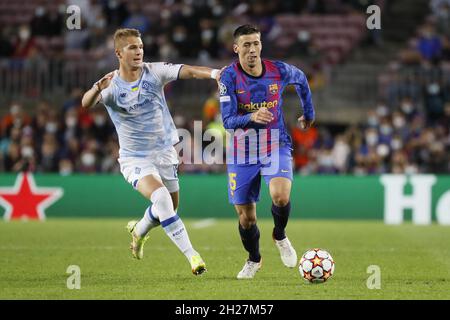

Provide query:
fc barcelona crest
left=269, top=83, right=278, bottom=94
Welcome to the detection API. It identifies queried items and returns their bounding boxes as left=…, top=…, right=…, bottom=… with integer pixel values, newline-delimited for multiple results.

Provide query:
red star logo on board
left=312, top=256, right=322, bottom=267
left=0, top=173, right=63, bottom=221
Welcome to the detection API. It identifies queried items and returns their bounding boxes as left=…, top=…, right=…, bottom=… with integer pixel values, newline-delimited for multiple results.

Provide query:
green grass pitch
left=0, top=219, right=449, bottom=300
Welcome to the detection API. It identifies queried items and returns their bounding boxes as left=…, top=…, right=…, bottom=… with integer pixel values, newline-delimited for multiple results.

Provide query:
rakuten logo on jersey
left=238, top=100, right=278, bottom=112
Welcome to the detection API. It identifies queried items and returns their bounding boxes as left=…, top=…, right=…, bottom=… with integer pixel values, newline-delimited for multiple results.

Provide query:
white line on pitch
left=191, top=218, right=217, bottom=229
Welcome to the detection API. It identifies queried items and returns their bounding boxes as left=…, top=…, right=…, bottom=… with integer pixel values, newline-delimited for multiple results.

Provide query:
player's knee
left=272, top=194, right=290, bottom=207
left=150, top=187, right=176, bottom=221
left=239, top=213, right=257, bottom=228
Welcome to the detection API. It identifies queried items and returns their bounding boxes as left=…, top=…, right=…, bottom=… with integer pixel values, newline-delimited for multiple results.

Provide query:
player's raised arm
left=81, top=71, right=114, bottom=109
left=178, top=65, right=221, bottom=81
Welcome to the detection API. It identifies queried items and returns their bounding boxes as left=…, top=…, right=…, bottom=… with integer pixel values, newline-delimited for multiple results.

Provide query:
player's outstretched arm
left=178, top=65, right=221, bottom=81
left=81, top=72, right=114, bottom=108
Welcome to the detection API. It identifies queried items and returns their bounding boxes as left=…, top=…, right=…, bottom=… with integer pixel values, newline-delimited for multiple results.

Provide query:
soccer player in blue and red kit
left=219, top=25, right=315, bottom=279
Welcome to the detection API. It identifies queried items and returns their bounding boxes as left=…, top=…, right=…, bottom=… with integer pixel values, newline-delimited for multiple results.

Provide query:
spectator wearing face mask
left=1, top=103, right=31, bottom=137
left=12, top=25, right=37, bottom=60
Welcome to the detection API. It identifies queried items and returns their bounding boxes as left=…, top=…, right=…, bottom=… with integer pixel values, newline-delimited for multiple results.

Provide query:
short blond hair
left=114, top=28, right=141, bottom=50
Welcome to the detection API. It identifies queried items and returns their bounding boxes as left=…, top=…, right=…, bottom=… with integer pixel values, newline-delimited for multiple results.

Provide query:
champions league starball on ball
left=299, top=249, right=335, bottom=283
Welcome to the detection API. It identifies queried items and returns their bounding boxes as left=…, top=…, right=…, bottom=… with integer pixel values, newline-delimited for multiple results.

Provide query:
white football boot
left=237, top=259, right=262, bottom=279
left=274, top=236, right=298, bottom=268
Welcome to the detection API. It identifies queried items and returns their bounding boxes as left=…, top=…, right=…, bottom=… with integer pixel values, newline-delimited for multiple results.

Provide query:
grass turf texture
left=0, top=219, right=449, bottom=300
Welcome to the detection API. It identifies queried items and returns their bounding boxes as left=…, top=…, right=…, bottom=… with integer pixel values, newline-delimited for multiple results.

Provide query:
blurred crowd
left=0, top=0, right=449, bottom=175
left=291, top=99, right=450, bottom=175
left=0, top=0, right=374, bottom=61
left=1, top=91, right=449, bottom=175
left=0, top=92, right=118, bottom=175
left=381, top=0, right=450, bottom=114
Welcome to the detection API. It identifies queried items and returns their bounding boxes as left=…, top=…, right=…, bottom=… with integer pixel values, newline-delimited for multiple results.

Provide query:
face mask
left=108, top=0, right=118, bottom=9
left=94, top=115, right=106, bottom=126
left=376, top=105, right=389, bottom=117
left=377, top=144, right=389, bottom=157
left=320, top=156, right=334, bottom=167
left=202, top=29, right=213, bottom=41
left=393, top=116, right=405, bottom=128
left=182, top=6, right=193, bottom=17
left=212, top=5, right=224, bottom=16
left=46, top=122, right=58, bottom=133
left=19, top=28, right=30, bottom=40
left=35, top=6, right=45, bottom=17
left=81, top=153, right=96, bottom=166
left=21, top=146, right=34, bottom=158
left=380, top=125, right=393, bottom=136
left=427, top=83, right=440, bottom=94
left=297, top=31, right=310, bottom=42
left=366, top=133, right=378, bottom=146
left=173, top=32, right=186, bottom=42
left=160, top=9, right=170, bottom=20
left=59, top=162, right=73, bottom=176
left=66, top=116, right=77, bottom=128
left=401, top=103, right=413, bottom=114
left=368, top=116, right=379, bottom=127
left=10, top=104, right=20, bottom=115
left=391, top=139, right=403, bottom=150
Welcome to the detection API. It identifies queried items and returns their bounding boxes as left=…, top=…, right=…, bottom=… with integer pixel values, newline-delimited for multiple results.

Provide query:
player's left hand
left=298, top=115, right=314, bottom=130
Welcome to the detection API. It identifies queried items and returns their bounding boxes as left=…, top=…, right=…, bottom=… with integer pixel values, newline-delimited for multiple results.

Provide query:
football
left=299, top=248, right=335, bottom=283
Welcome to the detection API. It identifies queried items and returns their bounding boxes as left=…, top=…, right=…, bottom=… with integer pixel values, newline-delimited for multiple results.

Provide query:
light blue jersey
left=100, top=62, right=182, bottom=158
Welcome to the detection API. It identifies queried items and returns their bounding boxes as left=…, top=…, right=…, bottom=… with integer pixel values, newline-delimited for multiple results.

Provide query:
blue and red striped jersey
left=219, top=59, right=315, bottom=155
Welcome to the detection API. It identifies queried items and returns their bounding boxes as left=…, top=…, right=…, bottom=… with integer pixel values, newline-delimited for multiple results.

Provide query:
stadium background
left=0, top=0, right=450, bottom=301
left=1, top=0, right=449, bottom=177
left=1, top=0, right=449, bottom=220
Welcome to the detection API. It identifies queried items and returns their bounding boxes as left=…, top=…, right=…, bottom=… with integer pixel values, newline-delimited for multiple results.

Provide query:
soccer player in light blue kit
left=82, top=28, right=221, bottom=275
left=219, top=25, right=315, bottom=279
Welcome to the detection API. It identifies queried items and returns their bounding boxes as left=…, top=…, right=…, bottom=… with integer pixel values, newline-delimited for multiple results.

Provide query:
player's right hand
left=96, top=71, right=115, bottom=91
left=251, top=107, right=274, bottom=124
left=298, top=115, right=314, bottom=130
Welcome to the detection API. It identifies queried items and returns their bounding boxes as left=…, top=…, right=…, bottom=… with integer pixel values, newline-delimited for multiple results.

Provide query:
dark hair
left=233, top=24, right=260, bottom=42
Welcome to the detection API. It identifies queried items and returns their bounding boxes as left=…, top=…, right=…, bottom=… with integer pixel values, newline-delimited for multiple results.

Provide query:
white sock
left=150, top=187, right=197, bottom=260
left=135, top=206, right=160, bottom=237
left=162, top=217, right=197, bottom=260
